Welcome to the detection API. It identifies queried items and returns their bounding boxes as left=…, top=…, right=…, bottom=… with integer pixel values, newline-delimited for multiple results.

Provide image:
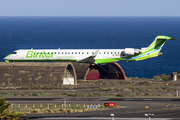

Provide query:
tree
left=0, top=97, right=28, bottom=120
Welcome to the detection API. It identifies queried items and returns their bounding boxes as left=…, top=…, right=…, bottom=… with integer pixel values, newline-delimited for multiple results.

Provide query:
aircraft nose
left=4, top=54, right=11, bottom=60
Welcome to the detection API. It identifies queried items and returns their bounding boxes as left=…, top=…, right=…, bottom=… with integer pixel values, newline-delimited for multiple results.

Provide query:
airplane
left=4, top=35, right=177, bottom=68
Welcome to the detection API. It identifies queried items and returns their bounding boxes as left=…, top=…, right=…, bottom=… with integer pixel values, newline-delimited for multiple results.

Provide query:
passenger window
left=82, top=52, right=84, bottom=54
left=58, top=52, right=60, bottom=54
left=75, top=52, right=77, bottom=54
left=104, top=52, right=106, bottom=54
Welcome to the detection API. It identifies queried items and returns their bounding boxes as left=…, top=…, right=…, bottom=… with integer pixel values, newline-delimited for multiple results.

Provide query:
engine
left=124, top=48, right=141, bottom=56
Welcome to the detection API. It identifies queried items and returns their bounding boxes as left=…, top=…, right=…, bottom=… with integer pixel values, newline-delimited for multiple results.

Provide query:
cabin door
left=19, top=51, right=24, bottom=59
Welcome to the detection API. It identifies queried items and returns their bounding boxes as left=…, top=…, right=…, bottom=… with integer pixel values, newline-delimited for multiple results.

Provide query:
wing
left=76, top=50, right=99, bottom=64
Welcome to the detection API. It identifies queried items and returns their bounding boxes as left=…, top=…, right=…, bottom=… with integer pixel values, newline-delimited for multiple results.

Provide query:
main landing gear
left=89, top=64, right=99, bottom=70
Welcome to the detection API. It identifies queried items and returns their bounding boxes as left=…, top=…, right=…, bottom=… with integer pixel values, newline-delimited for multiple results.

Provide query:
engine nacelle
left=124, top=48, right=141, bottom=56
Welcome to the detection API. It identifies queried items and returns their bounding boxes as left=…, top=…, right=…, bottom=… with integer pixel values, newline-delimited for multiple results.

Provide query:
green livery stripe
left=4, top=54, right=12, bottom=59
left=121, top=35, right=172, bottom=61
left=95, top=58, right=122, bottom=64
left=143, top=40, right=166, bottom=53
left=126, top=46, right=162, bottom=61
left=8, top=59, right=77, bottom=62
left=134, top=50, right=160, bottom=61
left=5, top=60, right=10, bottom=63
left=137, top=40, right=165, bottom=58
left=130, top=39, right=166, bottom=61
left=142, top=35, right=171, bottom=53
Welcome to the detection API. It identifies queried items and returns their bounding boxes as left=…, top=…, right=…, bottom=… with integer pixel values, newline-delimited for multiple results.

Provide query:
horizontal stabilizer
left=169, top=38, right=178, bottom=40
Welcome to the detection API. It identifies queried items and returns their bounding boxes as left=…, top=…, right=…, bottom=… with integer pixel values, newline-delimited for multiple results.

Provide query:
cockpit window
left=12, top=52, right=17, bottom=54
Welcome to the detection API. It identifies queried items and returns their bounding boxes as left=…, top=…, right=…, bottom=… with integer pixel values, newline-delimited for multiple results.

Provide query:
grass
left=153, top=73, right=171, bottom=81
left=115, top=92, right=175, bottom=97
left=0, top=91, right=178, bottom=98
left=92, top=86, right=178, bottom=92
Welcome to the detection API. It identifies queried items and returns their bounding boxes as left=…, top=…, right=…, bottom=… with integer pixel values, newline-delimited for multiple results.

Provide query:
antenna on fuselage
left=31, top=48, right=33, bottom=50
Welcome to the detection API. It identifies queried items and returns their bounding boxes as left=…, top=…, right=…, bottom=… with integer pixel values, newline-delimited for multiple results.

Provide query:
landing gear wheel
left=11, top=62, right=14, bottom=67
left=89, top=64, right=99, bottom=70
left=11, top=64, right=14, bottom=67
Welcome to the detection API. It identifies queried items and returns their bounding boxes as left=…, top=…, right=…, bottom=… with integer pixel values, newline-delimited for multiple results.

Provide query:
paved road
left=0, top=89, right=178, bottom=94
left=5, top=97, right=180, bottom=105
left=34, top=117, right=175, bottom=120
left=6, top=97, right=180, bottom=102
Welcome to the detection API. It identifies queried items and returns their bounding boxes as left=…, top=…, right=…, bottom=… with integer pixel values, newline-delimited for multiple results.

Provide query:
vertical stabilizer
left=128, top=36, right=174, bottom=61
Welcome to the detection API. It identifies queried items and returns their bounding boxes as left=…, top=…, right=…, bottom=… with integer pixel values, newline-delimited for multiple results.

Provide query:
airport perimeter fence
left=9, top=103, right=105, bottom=113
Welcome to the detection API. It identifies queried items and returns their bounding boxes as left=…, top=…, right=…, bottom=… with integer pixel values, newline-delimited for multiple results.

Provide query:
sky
left=0, top=0, right=179, bottom=16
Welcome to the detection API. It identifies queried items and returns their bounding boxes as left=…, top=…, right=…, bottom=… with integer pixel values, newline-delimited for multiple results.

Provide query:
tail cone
left=158, top=52, right=163, bottom=56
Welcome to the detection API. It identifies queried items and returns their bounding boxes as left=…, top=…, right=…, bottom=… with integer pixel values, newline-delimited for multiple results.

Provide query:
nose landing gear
left=11, top=62, right=14, bottom=67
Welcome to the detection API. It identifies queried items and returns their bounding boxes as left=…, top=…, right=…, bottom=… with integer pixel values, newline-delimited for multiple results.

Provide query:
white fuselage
left=5, top=49, right=124, bottom=64
left=4, top=36, right=173, bottom=64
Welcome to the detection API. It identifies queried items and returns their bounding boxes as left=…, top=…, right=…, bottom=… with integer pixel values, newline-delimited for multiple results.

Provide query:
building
left=0, top=62, right=126, bottom=85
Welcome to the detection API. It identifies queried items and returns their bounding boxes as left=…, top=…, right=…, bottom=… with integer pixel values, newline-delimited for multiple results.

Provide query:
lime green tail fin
left=143, top=36, right=176, bottom=53
left=132, top=35, right=177, bottom=61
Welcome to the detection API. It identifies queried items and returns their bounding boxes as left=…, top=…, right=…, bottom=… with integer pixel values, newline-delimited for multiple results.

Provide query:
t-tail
left=126, top=36, right=177, bottom=61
